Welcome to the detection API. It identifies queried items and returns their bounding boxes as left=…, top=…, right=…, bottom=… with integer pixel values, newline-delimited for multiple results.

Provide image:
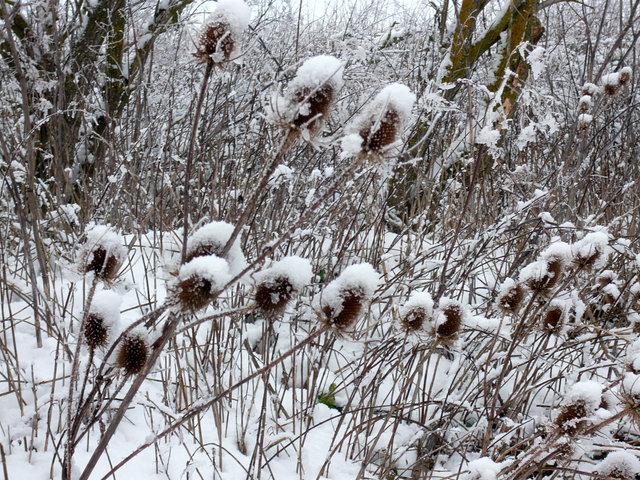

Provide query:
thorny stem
left=181, top=61, right=215, bottom=264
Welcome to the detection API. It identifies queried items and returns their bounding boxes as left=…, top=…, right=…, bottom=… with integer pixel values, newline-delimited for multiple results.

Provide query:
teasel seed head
left=618, top=66, right=632, bottom=86
left=496, top=279, right=526, bottom=314
left=271, top=55, right=344, bottom=137
left=116, top=332, right=148, bottom=375
left=602, top=72, right=621, bottom=95
left=342, top=83, right=415, bottom=158
left=184, top=221, right=246, bottom=274
left=593, top=451, right=640, bottom=480
left=81, top=225, right=127, bottom=281
left=193, top=0, right=250, bottom=65
left=434, top=297, right=465, bottom=341
left=174, top=255, right=231, bottom=311
left=577, top=95, right=592, bottom=112
left=572, top=231, right=609, bottom=269
left=319, top=263, right=380, bottom=332
left=254, top=256, right=313, bottom=317
left=621, top=373, right=640, bottom=428
left=399, top=292, right=434, bottom=333
left=84, top=314, right=109, bottom=349
left=581, top=82, right=598, bottom=96
left=554, top=380, right=602, bottom=435
left=542, top=302, right=565, bottom=333
left=520, top=257, right=563, bottom=294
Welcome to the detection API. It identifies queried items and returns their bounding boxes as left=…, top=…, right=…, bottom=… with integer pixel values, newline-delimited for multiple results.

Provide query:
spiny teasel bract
left=572, top=231, right=609, bottom=269
left=254, top=256, right=312, bottom=317
left=593, top=451, right=640, bottom=480
left=116, top=332, right=149, bottom=375
left=496, top=279, right=526, bottom=314
left=554, top=380, right=602, bottom=435
left=184, top=221, right=246, bottom=275
left=174, top=255, right=231, bottom=311
left=319, top=263, right=380, bottom=332
left=342, top=83, right=415, bottom=158
left=433, top=297, right=465, bottom=341
left=398, top=291, right=433, bottom=333
left=193, top=0, right=250, bottom=65
left=81, top=225, right=127, bottom=281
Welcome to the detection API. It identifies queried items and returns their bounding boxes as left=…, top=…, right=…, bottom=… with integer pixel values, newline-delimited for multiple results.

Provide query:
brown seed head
left=497, top=283, right=526, bottom=314
left=195, top=21, right=234, bottom=64
left=436, top=303, right=463, bottom=339
left=116, top=333, right=148, bottom=375
left=85, top=247, right=121, bottom=280
left=255, top=276, right=294, bottom=317
left=400, top=307, right=427, bottom=332
left=526, top=258, right=563, bottom=293
left=291, top=84, right=335, bottom=133
left=555, top=401, right=589, bottom=435
left=359, top=109, right=399, bottom=154
left=619, top=67, right=632, bottom=86
left=84, top=313, right=109, bottom=349
left=322, top=287, right=365, bottom=331
left=175, top=275, right=214, bottom=312
left=543, top=305, right=564, bottom=332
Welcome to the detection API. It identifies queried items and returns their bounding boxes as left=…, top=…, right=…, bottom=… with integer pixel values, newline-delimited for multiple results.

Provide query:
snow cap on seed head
left=254, top=256, right=313, bottom=316
left=399, top=291, right=434, bottom=332
left=81, top=224, right=127, bottom=281
left=194, top=0, right=251, bottom=65
left=320, top=263, right=380, bottom=331
left=84, top=290, right=122, bottom=349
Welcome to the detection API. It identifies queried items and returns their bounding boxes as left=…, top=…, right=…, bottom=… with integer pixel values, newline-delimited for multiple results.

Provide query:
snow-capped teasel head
left=602, top=72, right=621, bottom=95
left=398, top=291, right=434, bottom=332
left=496, top=278, right=526, bottom=314
left=433, top=297, right=466, bottom=341
left=542, top=299, right=568, bottom=333
left=554, top=379, right=603, bottom=435
left=619, top=66, right=632, bottom=86
left=185, top=221, right=246, bottom=275
left=320, top=263, right=381, bottom=331
left=271, top=55, right=344, bottom=136
left=81, top=224, right=127, bottom=281
left=577, top=95, right=592, bottom=113
left=572, top=231, right=609, bottom=269
left=254, top=256, right=313, bottom=316
left=116, top=328, right=149, bottom=375
left=593, top=451, right=640, bottom=480
left=581, top=82, right=599, bottom=96
left=194, top=0, right=251, bottom=65
left=577, top=113, right=593, bottom=130
left=343, top=83, right=416, bottom=157
left=175, top=255, right=231, bottom=311
left=84, top=290, right=122, bottom=349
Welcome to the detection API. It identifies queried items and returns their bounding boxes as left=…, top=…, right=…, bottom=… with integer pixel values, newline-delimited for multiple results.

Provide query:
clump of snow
left=601, top=72, right=620, bottom=88
left=566, top=380, right=603, bottom=412
left=368, top=83, right=415, bottom=121
left=213, top=0, right=251, bottom=34
left=578, top=113, right=593, bottom=129
left=82, top=224, right=127, bottom=267
left=255, top=256, right=313, bottom=292
left=518, top=260, right=551, bottom=285
left=341, top=133, right=364, bottom=156
left=320, top=263, right=381, bottom=313
left=619, top=66, right=632, bottom=84
left=178, top=255, right=231, bottom=291
left=581, top=82, right=599, bottom=96
left=622, top=372, right=640, bottom=398
left=289, top=55, right=344, bottom=93
left=268, top=164, right=294, bottom=188
left=399, top=291, right=434, bottom=319
left=594, top=451, right=640, bottom=479
left=89, top=290, right=122, bottom=332
left=186, top=221, right=246, bottom=275
left=571, top=231, right=609, bottom=268
left=625, top=338, right=640, bottom=374
left=541, top=241, right=572, bottom=265
left=466, top=457, right=501, bottom=480
left=578, top=95, right=592, bottom=112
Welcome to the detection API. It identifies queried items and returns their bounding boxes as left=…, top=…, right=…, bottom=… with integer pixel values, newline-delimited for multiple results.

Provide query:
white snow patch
left=255, top=256, right=313, bottom=292
left=179, top=255, right=231, bottom=291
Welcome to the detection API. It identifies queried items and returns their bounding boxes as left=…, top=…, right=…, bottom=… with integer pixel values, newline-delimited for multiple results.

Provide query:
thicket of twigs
left=1, top=0, right=640, bottom=479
